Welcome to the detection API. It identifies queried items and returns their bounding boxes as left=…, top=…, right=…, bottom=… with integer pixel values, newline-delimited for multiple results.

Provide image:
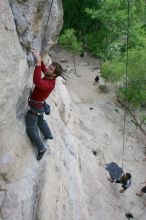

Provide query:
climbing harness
left=28, top=110, right=43, bottom=116
left=29, top=98, right=44, bottom=105
left=28, top=97, right=50, bottom=115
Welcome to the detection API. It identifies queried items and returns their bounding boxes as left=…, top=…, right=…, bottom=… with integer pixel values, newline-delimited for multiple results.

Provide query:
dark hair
left=125, top=173, right=131, bottom=180
left=52, top=61, right=62, bottom=77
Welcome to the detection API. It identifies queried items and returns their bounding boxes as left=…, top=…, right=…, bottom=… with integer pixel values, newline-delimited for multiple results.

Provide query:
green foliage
left=84, top=33, right=103, bottom=57
left=62, top=0, right=98, bottom=31
left=62, top=0, right=146, bottom=55
left=84, top=0, right=146, bottom=58
left=101, top=60, right=125, bottom=82
left=120, top=48, right=146, bottom=108
left=59, top=29, right=83, bottom=54
left=62, top=0, right=146, bottom=112
left=107, top=42, right=123, bottom=60
left=101, top=48, right=146, bottom=108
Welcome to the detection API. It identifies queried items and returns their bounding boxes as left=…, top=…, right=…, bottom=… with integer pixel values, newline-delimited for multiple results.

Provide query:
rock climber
left=25, top=49, right=62, bottom=161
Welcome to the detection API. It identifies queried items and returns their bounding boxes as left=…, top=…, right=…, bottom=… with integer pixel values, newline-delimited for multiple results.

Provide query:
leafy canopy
left=59, top=29, right=82, bottom=54
left=61, top=0, right=146, bottom=112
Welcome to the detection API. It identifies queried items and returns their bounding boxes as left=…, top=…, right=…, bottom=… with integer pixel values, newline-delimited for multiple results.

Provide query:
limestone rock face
left=9, top=0, right=63, bottom=56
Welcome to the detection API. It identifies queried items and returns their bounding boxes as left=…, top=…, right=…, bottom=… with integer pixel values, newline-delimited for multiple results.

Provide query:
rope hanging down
left=47, top=0, right=54, bottom=26
left=121, top=0, right=130, bottom=169
left=41, top=0, right=54, bottom=52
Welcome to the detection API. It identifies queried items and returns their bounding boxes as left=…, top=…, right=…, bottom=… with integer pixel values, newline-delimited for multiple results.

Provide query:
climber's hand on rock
left=31, top=48, right=39, bottom=57
left=31, top=49, right=41, bottom=65
left=119, top=189, right=125, bottom=193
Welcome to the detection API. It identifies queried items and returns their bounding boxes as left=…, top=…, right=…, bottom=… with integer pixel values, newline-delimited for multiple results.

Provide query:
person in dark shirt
left=136, top=182, right=146, bottom=197
left=25, top=49, right=62, bottom=160
left=108, top=173, right=131, bottom=193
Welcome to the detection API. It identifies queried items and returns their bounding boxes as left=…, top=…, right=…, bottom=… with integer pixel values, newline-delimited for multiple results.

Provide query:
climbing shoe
left=37, top=148, right=46, bottom=161
left=44, top=136, right=53, bottom=140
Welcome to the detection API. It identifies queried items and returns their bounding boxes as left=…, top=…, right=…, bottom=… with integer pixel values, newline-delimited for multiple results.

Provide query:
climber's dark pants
left=25, top=106, right=52, bottom=152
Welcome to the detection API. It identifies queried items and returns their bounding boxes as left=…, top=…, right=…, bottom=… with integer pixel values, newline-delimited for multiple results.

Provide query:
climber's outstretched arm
left=31, top=49, right=48, bottom=73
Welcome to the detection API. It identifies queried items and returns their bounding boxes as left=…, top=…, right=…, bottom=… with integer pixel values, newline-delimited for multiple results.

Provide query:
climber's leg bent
left=37, top=115, right=53, bottom=139
left=25, top=111, right=46, bottom=153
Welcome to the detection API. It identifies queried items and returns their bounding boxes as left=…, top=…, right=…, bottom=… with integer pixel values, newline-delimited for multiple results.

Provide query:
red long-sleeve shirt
left=29, top=61, right=55, bottom=108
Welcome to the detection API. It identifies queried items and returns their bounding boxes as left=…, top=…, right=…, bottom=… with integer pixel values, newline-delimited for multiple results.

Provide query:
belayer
left=106, top=162, right=131, bottom=193
left=108, top=172, right=131, bottom=193
left=25, top=49, right=62, bottom=160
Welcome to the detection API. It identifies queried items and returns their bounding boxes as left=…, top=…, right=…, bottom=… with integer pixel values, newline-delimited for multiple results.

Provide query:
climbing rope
left=41, top=0, right=54, bottom=53
left=73, top=50, right=77, bottom=75
left=47, top=0, right=54, bottom=26
left=121, top=0, right=130, bottom=169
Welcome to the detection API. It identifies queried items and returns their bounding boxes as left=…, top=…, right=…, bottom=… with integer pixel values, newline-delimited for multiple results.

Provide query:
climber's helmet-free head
left=45, top=62, right=62, bottom=79
left=123, top=173, right=131, bottom=180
